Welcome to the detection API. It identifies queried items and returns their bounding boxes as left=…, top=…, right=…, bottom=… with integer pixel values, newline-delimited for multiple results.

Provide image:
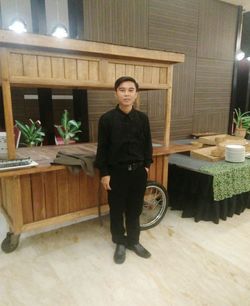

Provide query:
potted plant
left=54, top=109, right=82, bottom=145
left=233, top=108, right=250, bottom=138
left=15, top=119, right=45, bottom=147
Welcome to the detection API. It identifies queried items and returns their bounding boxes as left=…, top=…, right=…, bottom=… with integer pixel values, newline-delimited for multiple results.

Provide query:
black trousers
left=108, top=165, right=147, bottom=245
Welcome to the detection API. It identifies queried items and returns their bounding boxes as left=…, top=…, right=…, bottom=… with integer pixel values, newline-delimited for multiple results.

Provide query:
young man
left=95, top=76, right=153, bottom=264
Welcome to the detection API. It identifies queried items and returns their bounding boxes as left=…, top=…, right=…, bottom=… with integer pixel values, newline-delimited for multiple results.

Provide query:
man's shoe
left=127, top=243, right=151, bottom=258
left=113, top=244, right=126, bottom=264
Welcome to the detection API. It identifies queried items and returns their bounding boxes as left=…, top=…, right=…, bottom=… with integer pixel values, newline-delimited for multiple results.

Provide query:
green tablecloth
left=201, top=159, right=250, bottom=201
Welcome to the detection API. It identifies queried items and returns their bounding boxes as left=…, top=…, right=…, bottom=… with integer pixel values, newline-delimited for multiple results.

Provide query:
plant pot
left=234, top=127, right=247, bottom=138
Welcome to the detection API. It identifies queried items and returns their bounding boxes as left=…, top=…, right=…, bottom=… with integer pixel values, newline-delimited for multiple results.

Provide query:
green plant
left=54, top=110, right=82, bottom=144
left=233, top=108, right=250, bottom=134
left=15, top=119, right=45, bottom=147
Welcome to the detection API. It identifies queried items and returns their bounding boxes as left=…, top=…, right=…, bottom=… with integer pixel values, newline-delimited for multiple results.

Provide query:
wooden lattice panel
left=8, top=51, right=100, bottom=85
left=107, top=60, right=168, bottom=87
left=7, top=50, right=169, bottom=89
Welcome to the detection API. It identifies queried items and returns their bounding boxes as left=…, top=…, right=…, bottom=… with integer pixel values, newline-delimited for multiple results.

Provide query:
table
left=168, top=154, right=250, bottom=224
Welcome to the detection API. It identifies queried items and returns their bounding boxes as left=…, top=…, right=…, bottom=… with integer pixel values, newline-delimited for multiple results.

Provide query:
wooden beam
left=9, top=76, right=170, bottom=90
left=22, top=204, right=109, bottom=232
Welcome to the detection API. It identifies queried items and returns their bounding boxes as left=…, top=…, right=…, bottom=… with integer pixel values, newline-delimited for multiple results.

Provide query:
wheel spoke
left=140, top=182, right=168, bottom=230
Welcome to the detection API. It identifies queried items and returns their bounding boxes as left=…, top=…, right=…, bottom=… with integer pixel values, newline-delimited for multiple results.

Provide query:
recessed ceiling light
left=51, top=25, right=68, bottom=38
left=8, top=19, right=27, bottom=34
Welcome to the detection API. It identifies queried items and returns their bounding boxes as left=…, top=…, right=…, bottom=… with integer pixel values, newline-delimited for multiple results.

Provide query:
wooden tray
left=198, top=134, right=247, bottom=146
left=190, top=146, right=224, bottom=162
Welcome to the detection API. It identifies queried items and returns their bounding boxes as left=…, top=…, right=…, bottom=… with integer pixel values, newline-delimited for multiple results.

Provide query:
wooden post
left=0, top=49, right=16, bottom=159
left=162, top=66, right=173, bottom=187
left=164, top=66, right=173, bottom=146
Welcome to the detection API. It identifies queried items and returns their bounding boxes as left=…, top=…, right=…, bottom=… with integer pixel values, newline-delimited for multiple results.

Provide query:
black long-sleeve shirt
left=95, top=105, right=153, bottom=177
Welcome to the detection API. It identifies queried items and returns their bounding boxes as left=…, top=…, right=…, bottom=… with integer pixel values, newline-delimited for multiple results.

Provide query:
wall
left=83, top=0, right=238, bottom=140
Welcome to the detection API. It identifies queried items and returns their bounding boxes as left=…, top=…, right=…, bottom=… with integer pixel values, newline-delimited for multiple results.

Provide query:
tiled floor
left=0, top=209, right=250, bottom=306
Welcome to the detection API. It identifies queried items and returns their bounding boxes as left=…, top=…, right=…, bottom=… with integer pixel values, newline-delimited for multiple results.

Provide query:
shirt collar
left=116, top=104, right=136, bottom=118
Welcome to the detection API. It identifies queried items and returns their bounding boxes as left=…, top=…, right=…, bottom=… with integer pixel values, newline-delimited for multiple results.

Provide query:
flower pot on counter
left=234, top=127, right=247, bottom=138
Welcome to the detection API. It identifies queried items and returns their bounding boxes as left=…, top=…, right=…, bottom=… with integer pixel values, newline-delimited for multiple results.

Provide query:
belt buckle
left=128, top=164, right=132, bottom=171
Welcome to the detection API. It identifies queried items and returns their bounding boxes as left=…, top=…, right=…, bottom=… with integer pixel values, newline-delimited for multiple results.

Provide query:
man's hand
left=101, top=175, right=111, bottom=190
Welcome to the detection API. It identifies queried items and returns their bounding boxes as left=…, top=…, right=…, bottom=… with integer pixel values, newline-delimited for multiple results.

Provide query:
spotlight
left=247, top=57, right=250, bottom=61
left=8, top=19, right=27, bottom=34
left=236, top=50, right=245, bottom=61
left=51, top=25, right=68, bottom=38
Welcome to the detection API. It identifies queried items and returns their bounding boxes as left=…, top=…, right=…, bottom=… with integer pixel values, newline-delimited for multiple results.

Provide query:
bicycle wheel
left=140, top=181, right=169, bottom=230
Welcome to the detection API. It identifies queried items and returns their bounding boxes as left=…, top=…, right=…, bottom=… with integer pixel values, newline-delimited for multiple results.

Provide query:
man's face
left=115, top=81, right=138, bottom=108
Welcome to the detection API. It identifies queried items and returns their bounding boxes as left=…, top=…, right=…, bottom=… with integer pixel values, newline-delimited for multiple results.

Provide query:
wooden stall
left=0, top=29, right=184, bottom=251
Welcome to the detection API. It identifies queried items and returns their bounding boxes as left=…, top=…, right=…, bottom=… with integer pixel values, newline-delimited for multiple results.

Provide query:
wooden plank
left=77, top=59, right=89, bottom=80
left=44, top=172, right=58, bottom=218
left=152, top=67, right=160, bottom=84
left=148, top=157, right=156, bottom=181
left=86, top=173, right=100, bottom=208
left=51, top=57, right=64, bottom=79
left=64, top=58, right=77, bottom=80
left=31, top=173, right=46, bottom=221
left=22, top=204, right=110, bottom=232
left=162, top=156, right=168, bottom=187
left=20, top=175, right=34, bottom=224
left=9, top=76, right=169, bottom=90
left=23, top=54, right=38, bottom=77
left=79, top=170, right=89, bottom=209
left=4, top=177, right=23, bottom=233
left=159, top=67, right=167, bottom=84
left=115, top=64, right=126, bottom=78
left=143, top=66, right=153, bottom=84
left=107, top=63, right=116, bottom=83
left=9, top=53, right=23, bottom=76
left=68, top=170, right=80, bottom=212
left=88, top=61, right=99, bottom=81
left=99, top=59, right=109, bottom=83
left=125, top=64, right=135, bottom=77
left=135, top=65, right=143, bottom=83
left=1, top=178, right=12, bottom=222
left=38, top=56, right=52, bottom=78
left=155, top=156, right=163, bottom=184
left=56, top=169, right=69, bottom=215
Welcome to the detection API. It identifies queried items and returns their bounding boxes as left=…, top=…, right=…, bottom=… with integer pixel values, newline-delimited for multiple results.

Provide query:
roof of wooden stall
left=0, top=30, right=184, bottom=65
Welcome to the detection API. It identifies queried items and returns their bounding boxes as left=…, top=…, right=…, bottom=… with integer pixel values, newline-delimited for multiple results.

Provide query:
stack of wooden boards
left=190, top=134, right=250, bottom=162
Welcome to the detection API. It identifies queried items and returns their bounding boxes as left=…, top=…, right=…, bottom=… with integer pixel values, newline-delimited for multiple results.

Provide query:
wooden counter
left=0, top=143, right=192, bottom=236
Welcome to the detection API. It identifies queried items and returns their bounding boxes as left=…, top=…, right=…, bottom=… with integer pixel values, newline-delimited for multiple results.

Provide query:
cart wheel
left=1, top=232, right=20, bottom=253
left=140, top=181, right=169, bottom=231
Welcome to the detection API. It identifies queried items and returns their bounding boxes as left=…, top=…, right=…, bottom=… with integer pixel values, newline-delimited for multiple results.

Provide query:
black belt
left=114, top=161, right=144, bottom=171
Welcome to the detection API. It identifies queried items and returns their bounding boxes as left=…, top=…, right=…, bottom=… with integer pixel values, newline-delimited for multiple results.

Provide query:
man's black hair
left=114, top=76, right=139, bottom=91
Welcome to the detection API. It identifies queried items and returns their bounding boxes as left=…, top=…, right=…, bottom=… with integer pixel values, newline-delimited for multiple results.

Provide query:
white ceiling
left=221, top=0, right=250, bottom=12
